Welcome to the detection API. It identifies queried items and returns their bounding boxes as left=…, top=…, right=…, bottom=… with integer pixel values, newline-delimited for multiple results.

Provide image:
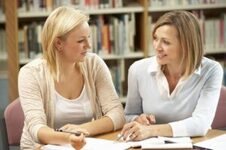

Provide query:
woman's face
left=153, top=25, right=182, bottom=67
left=58, top=21, right=91, bottom=63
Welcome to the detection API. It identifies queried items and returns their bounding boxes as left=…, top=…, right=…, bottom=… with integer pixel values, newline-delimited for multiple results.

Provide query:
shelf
left=149, top=4, right=226, bottom=12
left=120, top=96, right=126, bottom=103
left=0, top=15, right=5, bottom=23
left=205, top=48, right=226, bottom=54
left=20, top=52, right=145, bottom=64
left=18, top=6, right=144, bottom=19
left=86, top=6, right=144, bottom=15
left=0, top=54, right=7, bottom=60
left=0, top=70, right=7, bottom=79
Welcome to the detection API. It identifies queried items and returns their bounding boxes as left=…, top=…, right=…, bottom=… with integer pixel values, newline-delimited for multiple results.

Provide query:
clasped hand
left=120, top=114, right=156, bottom=141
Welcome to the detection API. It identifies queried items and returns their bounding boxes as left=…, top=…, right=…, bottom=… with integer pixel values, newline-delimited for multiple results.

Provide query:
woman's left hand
left=121, top=121, right=152, bottom=141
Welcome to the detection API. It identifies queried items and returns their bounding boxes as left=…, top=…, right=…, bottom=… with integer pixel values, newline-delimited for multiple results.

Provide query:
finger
left=147, top=115, right=156, bottom=124
left=124, top=123, right=138, bottom=141
left=121, top=122, right=134, bottom=134
left=137, top=114, right=150, bottom=125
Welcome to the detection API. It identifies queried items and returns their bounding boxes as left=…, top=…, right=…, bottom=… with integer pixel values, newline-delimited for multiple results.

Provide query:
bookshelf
left=3, top=0, right=226, bottom=102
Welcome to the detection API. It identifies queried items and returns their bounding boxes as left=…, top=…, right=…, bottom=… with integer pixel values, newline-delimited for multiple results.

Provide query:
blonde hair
left=152, top=11, right=203, bottom=78
left=41, top=6, right=89, bottom=79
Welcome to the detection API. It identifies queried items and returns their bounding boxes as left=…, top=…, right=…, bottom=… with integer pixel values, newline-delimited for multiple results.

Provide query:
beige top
left=18, top=53, right=125, bottom=149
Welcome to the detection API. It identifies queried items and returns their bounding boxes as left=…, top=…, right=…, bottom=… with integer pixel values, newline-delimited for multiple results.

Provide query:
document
left=42, top=136, right=192, bottom=150
left=194, top=134, right=226, bottom=150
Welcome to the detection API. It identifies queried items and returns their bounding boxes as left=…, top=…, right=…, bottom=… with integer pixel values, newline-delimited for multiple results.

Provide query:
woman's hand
left=60, top=124, right=89, bottom=136
left=121, top=121, right=153, bottom=141
left=135, top=114, right=156, bottom=125
left=69, top=134, right=86, bottom=150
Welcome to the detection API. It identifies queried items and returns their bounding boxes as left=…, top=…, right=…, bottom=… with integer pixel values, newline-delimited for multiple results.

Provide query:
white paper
left=194, top=134, right=226, bottom=150
left=42, top=136, right=192, bottom=150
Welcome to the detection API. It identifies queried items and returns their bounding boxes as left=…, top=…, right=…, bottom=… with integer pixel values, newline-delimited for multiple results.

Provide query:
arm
left=18, top=66, right=85, bottom=148
left=121, top=122, right=173, bottom=141
left=169, top=63, right=224, bottom=137
left=38, top=126, right=85, bottom=149
left=93, top=57, right=125, bottom=132
left=124, top=63, right=143, bottom=122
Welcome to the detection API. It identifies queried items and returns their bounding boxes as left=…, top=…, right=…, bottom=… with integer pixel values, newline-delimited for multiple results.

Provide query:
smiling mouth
left=157, top=54, right=166, bottom=59
left=81, top=51, right=87, bottom=55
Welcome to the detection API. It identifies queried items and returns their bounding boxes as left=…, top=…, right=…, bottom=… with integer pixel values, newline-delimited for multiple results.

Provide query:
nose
left=153, top=40, right=162, bottom=52
left=85, top=38, right=91, bottom=49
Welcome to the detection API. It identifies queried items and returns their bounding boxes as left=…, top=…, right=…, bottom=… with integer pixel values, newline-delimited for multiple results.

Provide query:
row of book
left=16, top=13, right=136, bottom=60
left=16, top=0, right=134, bottom=13
left=0, top=29, right=6, bottom=60
left=90, top=14, right=136, bottom=55
left=149, top=0, right=226, bottom=7
left=148, top=11, right=226, bottom=54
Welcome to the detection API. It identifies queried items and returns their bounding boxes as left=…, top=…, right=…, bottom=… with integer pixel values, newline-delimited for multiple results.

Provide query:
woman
left=121, top=10, right=223, bottom=141
left=18, top=6, right=125, bottom=149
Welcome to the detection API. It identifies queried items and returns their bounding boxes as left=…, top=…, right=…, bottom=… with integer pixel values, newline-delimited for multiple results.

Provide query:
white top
left=54, top=85, right=93, bottom=129
left=125, top=56, right=223, bottom=137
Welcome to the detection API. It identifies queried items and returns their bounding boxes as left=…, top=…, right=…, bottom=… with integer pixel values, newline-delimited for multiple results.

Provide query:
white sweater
left=18, top=53, right=125, bottom=149
left=125, top=56, right=223, bottom=137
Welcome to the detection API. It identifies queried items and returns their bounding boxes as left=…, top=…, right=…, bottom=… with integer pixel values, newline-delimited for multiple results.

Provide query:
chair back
left=212, top=86, right=226, bottom=129
left=4, top=98, right=24, bottom=146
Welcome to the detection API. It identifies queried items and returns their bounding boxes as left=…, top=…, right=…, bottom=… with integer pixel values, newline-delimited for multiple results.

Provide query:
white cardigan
left=18, top=53, right=125, bottom=149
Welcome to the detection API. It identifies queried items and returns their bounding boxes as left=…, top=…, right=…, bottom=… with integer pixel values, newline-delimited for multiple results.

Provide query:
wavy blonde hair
left=152, top=11, right=203, bottom=78
left=41, top=6, right=89, bottom=79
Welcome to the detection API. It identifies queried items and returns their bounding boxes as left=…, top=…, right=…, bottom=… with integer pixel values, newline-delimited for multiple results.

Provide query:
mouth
left=81, top=51, right=87, bottom=55
left=157, top=53, right=166, bottom=59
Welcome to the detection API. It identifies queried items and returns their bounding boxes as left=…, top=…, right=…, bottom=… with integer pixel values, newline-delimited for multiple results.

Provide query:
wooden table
left=96, top=129, right=226, bottom=144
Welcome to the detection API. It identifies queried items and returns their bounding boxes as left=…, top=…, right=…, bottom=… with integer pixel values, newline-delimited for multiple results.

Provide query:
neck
left=56, top=61, right=80, bottom=82
left=164, top=65, right=182, bottom=79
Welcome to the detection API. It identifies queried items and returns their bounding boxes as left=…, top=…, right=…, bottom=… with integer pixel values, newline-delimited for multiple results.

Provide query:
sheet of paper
left=194, top=134, right=226, bottom=150
left=42, top=136, right=192, bottom=150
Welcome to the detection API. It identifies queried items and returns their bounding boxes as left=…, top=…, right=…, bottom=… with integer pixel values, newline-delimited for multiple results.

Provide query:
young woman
left=121, top=10, right=223, bottom=141
left=18, top=6, right=125, bottom=149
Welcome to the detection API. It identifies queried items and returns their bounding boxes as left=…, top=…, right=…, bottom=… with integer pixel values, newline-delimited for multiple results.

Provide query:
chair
left=212, top=86, right=226, bottom=129
left=4, top=98, right=24, bottom=149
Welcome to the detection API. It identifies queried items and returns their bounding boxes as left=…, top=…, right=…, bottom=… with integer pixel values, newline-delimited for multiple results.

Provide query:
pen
left=115, top=134, right=124, bottom=142
left=164, top=140, right=175, bottom=144
left=126, top=145, right=142, bottom=150
left=55, top=129, right=83, bottom=136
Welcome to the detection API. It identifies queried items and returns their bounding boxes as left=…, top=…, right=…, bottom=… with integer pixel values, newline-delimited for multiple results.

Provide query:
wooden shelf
left=18, top=6, right=144, bottom=19
left=149, top=4, right=226, bottom=12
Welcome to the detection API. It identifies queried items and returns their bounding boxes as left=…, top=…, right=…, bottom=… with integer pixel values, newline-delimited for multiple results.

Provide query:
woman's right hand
left=69, top=134, right=86, bottom=150
left=134, top=114, right=156, bottom=125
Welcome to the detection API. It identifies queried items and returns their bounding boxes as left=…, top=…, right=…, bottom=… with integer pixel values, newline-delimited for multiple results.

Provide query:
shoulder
left=201, top=57, right=223, bottom=73
left=19, top=58, right=47, bottom=76
left=82, top=52, right=106, bottom=69
left=129, top=56, right=155, bottom=73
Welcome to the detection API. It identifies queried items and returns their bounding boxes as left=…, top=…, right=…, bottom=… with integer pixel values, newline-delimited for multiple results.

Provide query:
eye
left=163, top=39, right=170, bottom=45
left=77, top=39, right=85, bottom=43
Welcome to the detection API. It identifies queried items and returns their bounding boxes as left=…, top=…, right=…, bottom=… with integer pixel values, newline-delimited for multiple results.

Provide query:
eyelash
left=78, top=39, right=85, bottom=43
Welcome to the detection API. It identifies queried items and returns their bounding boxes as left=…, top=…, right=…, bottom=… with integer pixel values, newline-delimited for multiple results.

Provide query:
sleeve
left=94, top=57, right=125, bottom=130
left=124, top=63, right=143, bottom=122
left=18, top=66, right=47, bottom=143
left=169, top=62, right=224, bottom=137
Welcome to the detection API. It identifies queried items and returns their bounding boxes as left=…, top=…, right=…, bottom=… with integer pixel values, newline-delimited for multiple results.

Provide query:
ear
left=54, top=37, right=63, bottom=51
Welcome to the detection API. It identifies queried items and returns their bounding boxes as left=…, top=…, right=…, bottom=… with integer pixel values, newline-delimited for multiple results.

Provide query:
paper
left=42, top=136, right=192, bottom=150
left=194, top=134, right=226, bottom=150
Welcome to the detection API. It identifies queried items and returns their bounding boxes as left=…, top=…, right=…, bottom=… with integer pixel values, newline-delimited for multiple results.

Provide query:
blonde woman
left=121, top=11, right=223, bottom=141
left=18, top=6, right=125, bottom=149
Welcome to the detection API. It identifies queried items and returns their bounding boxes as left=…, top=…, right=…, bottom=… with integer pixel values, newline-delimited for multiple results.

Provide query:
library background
left=0, top=0, right=226, bottom=149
